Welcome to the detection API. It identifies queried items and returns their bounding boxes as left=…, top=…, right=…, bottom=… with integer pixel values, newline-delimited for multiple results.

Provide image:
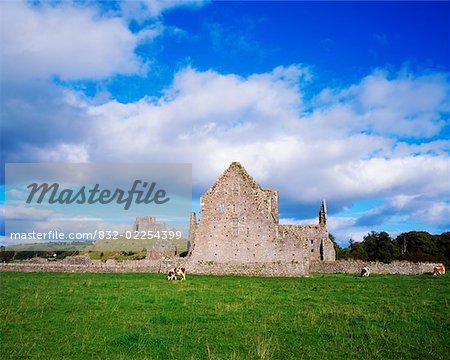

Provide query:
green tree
left=362, top=231, right=399, bottom=263
left=435, top=232, right=450, bottom=265
left=329, top=234, right=351, bottom=260
left=349, top=239, right=368, bottom=261
left=396, top=231, right=445, bottom=263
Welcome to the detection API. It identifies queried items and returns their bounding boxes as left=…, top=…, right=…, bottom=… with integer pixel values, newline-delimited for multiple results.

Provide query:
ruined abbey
left=188, top=162, right=335, bottom=276
left=133, top=216, right=166, bottom=233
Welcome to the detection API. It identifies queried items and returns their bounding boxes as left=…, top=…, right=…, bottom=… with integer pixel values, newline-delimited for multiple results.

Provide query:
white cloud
left=5, top=205, right=53, bottom=220
left=0, top=1, right=210, bottom=81
left=33, top=143, right=90, bottom=163
left=414, top=202, right=450, bottom=226
left=3, top=62, right=449, bottom=241
left=76, top=68, right=448, bottom=210
left=73, top=67, right=449, bottom=209
left=120, top=0, right=208, bottom=23
left=315, top=70, right=449, bottom=138
left=0, top=1, right=147, bottom=80
left=0, top=2, right=446, bottom=246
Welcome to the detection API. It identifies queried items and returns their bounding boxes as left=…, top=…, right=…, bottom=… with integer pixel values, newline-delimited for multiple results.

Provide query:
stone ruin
left=2, top=162, right=337, bottom=277
left=132, top=216, right=166, bottom=233
left=146, top=239, right=177, bottom=260
left=188, top=162, right=336, bottom=276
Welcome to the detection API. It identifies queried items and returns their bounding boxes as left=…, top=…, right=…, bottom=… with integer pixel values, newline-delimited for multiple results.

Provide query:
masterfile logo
left=5, top=163, right=192, bottom=250
left=26, top=180, right=170, bottom=210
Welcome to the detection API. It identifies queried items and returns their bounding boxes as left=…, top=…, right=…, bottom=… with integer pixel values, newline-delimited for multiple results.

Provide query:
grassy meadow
left=0, top=272, right=448, bottom=360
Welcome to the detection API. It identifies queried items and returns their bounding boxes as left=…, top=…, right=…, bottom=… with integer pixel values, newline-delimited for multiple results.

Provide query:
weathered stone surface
left=310, top=260, right=440, bottom=275
left=61, top=254, right=92, bottom=265
left=188, top=261, right=309, bottom=277
left=0, top=258, right=439, bottom=277
left=17, top=164, right=447, bottom=278
left=188, top=162, right=335, bottom=276
left=132, top=216, right=166, bottom=233
left=146, top=239, right=177, bottom=260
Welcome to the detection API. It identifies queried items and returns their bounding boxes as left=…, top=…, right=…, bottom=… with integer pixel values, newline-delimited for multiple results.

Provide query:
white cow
left=167, top=267, right=186, bottom=281
left=360, top=266, right=370, bottom=277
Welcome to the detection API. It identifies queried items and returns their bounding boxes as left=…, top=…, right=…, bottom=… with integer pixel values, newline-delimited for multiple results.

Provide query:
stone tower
left=319, top=199, right=327, bottom=226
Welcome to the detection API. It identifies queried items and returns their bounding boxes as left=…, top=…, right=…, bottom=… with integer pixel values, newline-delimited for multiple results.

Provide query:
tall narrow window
left=232, top=219, right=238, bottom=236
left=232, top=181, right=239, bottom=196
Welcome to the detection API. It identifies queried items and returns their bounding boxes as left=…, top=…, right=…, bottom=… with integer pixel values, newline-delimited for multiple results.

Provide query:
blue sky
left=1, top=1, right=449, bottom=245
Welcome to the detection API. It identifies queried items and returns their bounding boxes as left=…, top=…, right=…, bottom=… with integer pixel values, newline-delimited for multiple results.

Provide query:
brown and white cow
left=167, top=267, right=186, bottom=280
left=360, top=266, right=370, bottom=277
left=432, top=264, right=445, bottom=276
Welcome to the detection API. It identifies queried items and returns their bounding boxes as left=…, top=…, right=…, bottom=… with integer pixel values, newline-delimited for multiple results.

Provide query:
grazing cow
left=47, top=253, right=57, bottom=261
left=360, top=266, right=370, bottom=277
left=167, top=267, right=186, bottom=280
left=167, top=269, right=176, bottom=280
left=432, top=264, right=445, bottom=276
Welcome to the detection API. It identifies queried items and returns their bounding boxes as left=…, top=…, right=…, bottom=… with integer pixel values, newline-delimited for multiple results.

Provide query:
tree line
left=331, top=231, right=450, bottom=265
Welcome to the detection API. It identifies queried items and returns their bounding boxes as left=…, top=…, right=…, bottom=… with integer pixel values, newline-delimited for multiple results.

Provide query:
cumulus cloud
left=78, top=66, right=449, bottom=207
left=0, top=1, right=149, bottom=81
left=0, top=1, right=210, bottom=82
left=357, top=194, right=450, bottom=228
left=0, top=80, right=91, bottom=168
left=315, top=70, right=449, bottom=138
left=0, top=0, right=209, bottom=177
left=95, top=66, right=448, bottom=239
left=2, top=61, right=449, bottom=242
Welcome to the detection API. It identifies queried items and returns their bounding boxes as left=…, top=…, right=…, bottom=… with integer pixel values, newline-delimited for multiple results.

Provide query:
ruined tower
left=319, top=199, right=327, bottom=226
left=132, top=216, right=166, bottom=233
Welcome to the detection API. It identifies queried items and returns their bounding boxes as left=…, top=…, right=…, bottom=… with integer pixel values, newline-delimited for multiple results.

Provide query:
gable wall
left=191, top=166, right=280, bottom=263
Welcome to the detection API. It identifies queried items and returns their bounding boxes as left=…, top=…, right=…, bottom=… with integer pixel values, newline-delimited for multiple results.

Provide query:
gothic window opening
left=232, top=218, right=239, bottom=236
left=232, top=181, right=239, bottom=196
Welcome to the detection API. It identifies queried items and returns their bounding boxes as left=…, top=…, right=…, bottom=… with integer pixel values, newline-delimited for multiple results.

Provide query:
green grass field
left=0, top=272, right=448, bottom=360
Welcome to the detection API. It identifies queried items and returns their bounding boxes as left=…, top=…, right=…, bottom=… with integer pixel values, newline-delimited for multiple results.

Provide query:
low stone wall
left=188, top=260, right=309, bottom=277
left=0, top=261, right=159, bottom=273
left=0, top=257, right=439, bottom=276
left=310, top=260, right=439, bottom=275
left=0, top=256, right=308, bottom=277
left=0, top=255, right=177, bottom=274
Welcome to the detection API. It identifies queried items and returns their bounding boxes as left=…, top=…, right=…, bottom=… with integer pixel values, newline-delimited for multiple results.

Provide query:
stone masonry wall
left=284, top=225, right=335, bottom=262
left=310, top=260, right=440, bottom=275
left=0, top=257, right=307, bottom=277
left=0, top=257, right=440, bottom=276
left=187, top=162, right=326, bottom=276
left=0, top=256, right=187, bottom=274
left=133, top=216, right=166, bottom=233
left=188, top=260, right=308, bottom=277
left=190, top=163, right=283, bottom=264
